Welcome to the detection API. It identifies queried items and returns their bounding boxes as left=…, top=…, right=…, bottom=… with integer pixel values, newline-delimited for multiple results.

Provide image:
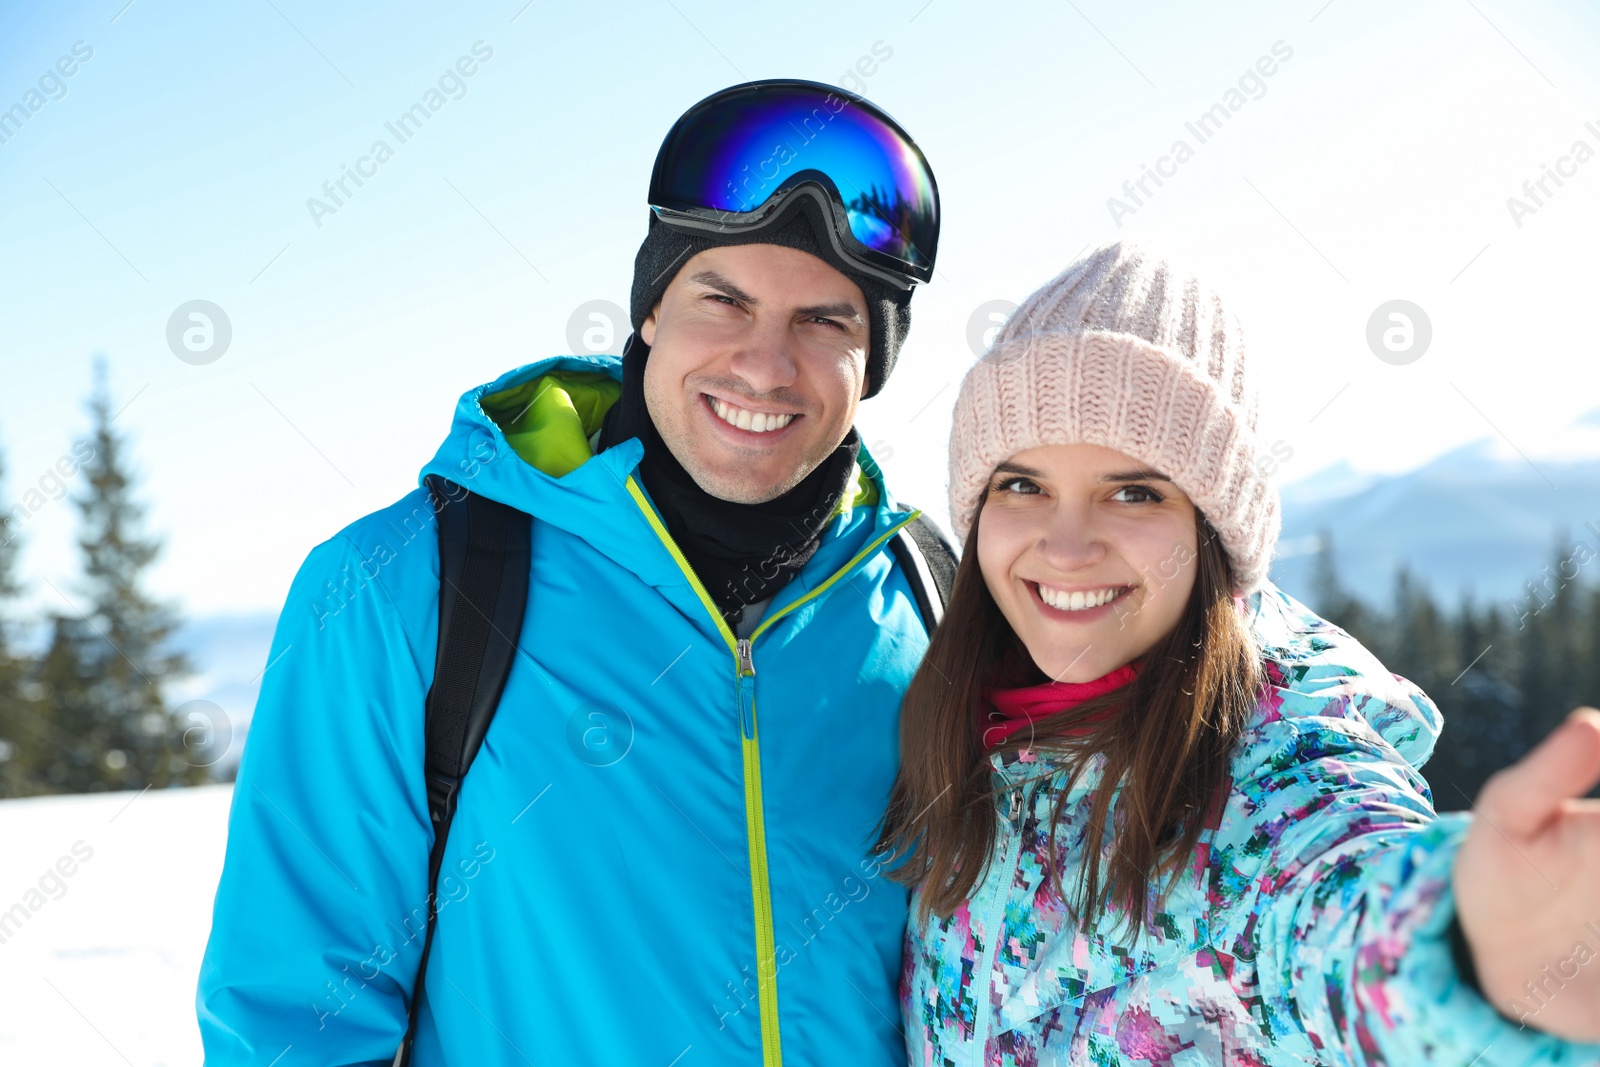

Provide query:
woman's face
left=976, top=443, right=1200, bottom=683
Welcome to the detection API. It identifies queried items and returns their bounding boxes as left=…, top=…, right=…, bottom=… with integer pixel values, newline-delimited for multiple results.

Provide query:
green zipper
left=624, top=475, right=918, bottom=1067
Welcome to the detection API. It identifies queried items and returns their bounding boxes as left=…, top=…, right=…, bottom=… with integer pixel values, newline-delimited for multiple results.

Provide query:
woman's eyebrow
left=1100, top=468, right=1171, bottom=482
left=992, top=463, right=1173, bottom=482
left=993, top=461, right=1045, bottom=478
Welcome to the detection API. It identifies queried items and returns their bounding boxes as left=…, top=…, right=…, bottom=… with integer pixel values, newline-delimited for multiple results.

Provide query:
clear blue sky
left=3, top=0, right=1600, bottom=615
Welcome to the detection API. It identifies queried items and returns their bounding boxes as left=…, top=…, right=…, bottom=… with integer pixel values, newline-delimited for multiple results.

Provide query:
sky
left=3, top=0, right=1600, bottom=617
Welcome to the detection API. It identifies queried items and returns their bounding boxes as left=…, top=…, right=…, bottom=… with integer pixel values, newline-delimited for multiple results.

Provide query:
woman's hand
left=1454, top=707, right=1600, bottom=1040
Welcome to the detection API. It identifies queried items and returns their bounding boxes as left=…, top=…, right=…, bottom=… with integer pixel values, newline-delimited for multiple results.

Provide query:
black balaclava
left=599, top=331, right=860, bottom=627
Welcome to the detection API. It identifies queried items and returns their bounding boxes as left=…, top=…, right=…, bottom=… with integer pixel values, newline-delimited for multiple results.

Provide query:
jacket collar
left=418, top=355, right=913, bottom=629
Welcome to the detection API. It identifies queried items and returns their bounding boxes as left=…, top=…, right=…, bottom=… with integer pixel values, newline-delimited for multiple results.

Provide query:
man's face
left=641, top=243, right=870, bottom=504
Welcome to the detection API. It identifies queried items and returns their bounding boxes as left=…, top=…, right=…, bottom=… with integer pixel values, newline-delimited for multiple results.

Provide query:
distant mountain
left=1271, top=408, right=1600, bottom=613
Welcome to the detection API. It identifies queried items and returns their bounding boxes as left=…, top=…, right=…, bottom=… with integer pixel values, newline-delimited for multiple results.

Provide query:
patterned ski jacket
left=903, top=585, right=1600, bottom=1066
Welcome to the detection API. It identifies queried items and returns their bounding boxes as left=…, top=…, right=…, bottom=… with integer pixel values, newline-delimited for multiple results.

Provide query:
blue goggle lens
left=648, top=81, right=939, bottom=280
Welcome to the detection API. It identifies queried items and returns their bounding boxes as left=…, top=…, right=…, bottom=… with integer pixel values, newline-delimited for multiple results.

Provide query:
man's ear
left=641, top=303, right=660, bottom=346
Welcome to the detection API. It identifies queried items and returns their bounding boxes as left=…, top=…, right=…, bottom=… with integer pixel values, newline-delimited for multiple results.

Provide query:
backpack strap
left=397, top=474, right=531, bottom=1066
left=888, top=507, right=957, bottom=632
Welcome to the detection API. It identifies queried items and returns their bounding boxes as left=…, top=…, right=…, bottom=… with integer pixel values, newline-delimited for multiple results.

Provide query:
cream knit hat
left=948, top=241, right=1280, bottom=594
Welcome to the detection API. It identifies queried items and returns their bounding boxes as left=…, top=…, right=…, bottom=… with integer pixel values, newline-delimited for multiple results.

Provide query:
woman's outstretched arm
left=1213, top=704, right=1600, bottom=1066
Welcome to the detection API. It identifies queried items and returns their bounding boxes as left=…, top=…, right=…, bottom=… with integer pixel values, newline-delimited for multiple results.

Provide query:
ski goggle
left=647, top=79, right=940, bottom=290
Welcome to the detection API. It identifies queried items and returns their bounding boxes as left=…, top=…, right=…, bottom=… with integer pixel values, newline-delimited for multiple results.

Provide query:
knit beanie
left=947, top=241, right=1280, bottom=595
left=630, top=196, right=912, bottom=398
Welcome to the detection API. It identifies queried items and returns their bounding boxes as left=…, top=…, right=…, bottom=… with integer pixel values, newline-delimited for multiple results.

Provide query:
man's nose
left=725, top=317, right=800, bottom=397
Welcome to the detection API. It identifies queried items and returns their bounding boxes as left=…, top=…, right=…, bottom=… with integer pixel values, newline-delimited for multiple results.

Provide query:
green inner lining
left=480, top=371, right=621, bottom=480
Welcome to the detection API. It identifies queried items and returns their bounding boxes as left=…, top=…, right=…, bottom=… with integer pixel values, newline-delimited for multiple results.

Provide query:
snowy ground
left=0, top=783, right=233, bottom=1066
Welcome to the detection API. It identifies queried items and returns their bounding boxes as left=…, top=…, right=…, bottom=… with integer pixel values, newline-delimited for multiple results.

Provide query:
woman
left=876, top=242, right=1600, bottom=1064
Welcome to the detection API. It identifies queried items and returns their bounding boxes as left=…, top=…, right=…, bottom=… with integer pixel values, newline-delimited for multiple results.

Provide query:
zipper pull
left=736, top=639, right=757, bottom=739
left=1008, top=788, right=1024, bottom=824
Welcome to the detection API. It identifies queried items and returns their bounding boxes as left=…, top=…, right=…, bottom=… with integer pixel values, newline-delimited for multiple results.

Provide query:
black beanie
left=629, top=197, right=912, bottom=398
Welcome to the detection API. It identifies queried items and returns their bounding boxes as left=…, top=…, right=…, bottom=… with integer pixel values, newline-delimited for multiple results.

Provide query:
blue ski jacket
left=196, top=355, right=932, bottom=1066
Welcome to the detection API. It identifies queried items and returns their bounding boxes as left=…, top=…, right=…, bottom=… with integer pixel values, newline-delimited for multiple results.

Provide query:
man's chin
left=685, top=459, right=808, bottom=505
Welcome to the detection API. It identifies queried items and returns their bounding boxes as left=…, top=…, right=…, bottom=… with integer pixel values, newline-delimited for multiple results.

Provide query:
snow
left=0, top=784, right=233, bottom=1066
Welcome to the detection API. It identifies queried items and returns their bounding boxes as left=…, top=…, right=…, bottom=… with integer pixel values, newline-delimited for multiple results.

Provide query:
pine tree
left=1284, top=531, right=1600, bottom=810
left=1310, top=531, right=1373, bottom=643
left=1581, top=582, right=1600, bottom=711
left=0, top=439, right=36, bottom=796
left=1550, top=537, right=1587, bottom=720
left=1389, top=567, right=1451, bottom=698
left=31, top=359, right=202, bottom=792
left=1434, top=597, right=1524, bottom=807
left=1515, top=540, right=1579, bottom=743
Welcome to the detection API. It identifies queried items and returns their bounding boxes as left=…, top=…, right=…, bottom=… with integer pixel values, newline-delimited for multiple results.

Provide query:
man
left=197, top=80, right=943, bottom=1066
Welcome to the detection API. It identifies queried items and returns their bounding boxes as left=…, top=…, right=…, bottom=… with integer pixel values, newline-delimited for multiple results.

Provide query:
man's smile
left=702, top=392, right=802, bottom=437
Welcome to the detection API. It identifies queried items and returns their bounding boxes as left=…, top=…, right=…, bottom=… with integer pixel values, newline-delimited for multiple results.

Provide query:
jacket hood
left=418, top=355, right=900, bottom=595
left=420, top=355, right=637, bottom=528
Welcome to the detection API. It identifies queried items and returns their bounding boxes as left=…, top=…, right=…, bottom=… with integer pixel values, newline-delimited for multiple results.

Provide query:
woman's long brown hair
left=873, top=488, right=1261, bottom=936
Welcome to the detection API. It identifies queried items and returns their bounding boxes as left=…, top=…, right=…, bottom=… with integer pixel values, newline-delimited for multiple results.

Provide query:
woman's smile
left=1026, top=580, right=1134, bottom=617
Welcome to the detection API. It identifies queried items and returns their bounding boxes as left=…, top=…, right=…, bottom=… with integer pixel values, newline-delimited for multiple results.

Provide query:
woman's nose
left=1035, top=510, right=1107, bottom=572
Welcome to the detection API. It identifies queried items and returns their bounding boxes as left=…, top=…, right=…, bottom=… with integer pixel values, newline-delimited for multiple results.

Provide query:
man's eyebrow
left=686, top=269, right=757, bottom=305
left=687, top=269, right=863, bottom=323
left=796, top=301, right=865, bottom=323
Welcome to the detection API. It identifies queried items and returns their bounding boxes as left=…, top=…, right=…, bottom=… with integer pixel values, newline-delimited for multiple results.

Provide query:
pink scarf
left=981, top=662, right=1139, bottom=750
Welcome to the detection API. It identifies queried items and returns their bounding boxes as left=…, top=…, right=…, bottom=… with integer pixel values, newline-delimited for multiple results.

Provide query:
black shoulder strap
left=888, top=507, right=957, bottom=633
left=397, top=474, right=531, bottom=1066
